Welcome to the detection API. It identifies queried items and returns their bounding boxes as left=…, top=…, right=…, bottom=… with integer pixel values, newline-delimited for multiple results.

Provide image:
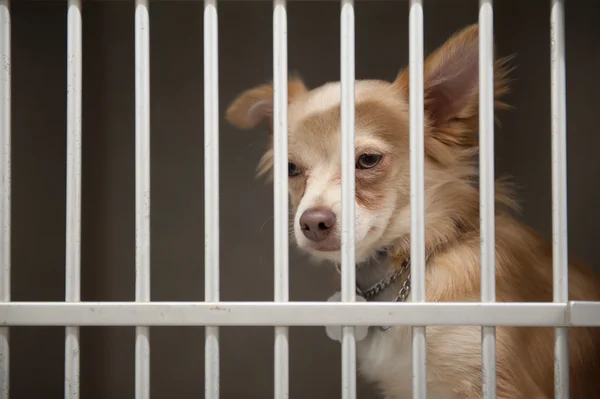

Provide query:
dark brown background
left=7, top=0, right=600, bottom=398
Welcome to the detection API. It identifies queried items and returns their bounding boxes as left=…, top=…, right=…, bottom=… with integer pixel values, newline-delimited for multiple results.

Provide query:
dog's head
left=226, top=24, right=513, bottom=264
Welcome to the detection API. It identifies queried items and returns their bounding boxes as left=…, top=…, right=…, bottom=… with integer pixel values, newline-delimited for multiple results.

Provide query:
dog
left=225, top=24, right=600, bottom=399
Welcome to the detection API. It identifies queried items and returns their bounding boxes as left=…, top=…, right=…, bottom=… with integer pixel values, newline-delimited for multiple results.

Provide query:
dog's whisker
left=259, top=215, right=274, bottom=234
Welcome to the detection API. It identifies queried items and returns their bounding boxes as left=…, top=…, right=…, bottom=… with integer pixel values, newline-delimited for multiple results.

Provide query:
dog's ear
left=395, top=24, right=512, bottom=148
left=226, top=76, right=308, bottom=130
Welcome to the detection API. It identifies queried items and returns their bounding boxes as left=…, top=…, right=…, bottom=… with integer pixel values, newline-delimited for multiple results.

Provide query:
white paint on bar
left=408, top=1, right=426, bottom=398
left=135, top=1, right=151, bottom=398
left=550, top=1, right=569, bottom=397
left=65, top=1, right=82, bottom=398
left=204, top=1, right=220, bottom=399
left=273, top=1, right=289, bottom=398
left=340, top=1, right=356, bottom=399
left=4, top=302, right=595, bottom=326
left=0, top=1, right=10, bottom=398
left=479, top=1, right=497, bottom=398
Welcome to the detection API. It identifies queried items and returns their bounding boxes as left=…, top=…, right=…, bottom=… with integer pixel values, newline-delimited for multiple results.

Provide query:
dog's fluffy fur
left=225, top=24, right=600, bottom=398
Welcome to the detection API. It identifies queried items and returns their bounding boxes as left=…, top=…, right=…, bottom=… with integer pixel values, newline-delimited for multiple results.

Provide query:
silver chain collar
left=335, top=255, right=413, bottom=333
left=334, top=258, right=412, bottom=301
left=393, top=269, right=412, bottom=303
left=358, top=257, right=411, bottom=302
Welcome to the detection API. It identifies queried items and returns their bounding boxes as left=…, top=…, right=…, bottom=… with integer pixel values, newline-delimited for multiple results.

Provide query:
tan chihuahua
left=226, top=24, right=600, bottom=399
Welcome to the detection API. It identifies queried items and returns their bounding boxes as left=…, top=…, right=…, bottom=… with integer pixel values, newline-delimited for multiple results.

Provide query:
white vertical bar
left=340, top=1, right=356, bottom=399
left=204, top=1, right=220, bottom=398
left=479, top=1, right=497, bottom=398
left=408, top=1, right=426, bottom=398
left=550, top=1, right=569, bottom=398
left=65, top=1, right=82, bottom=398
left=0, top=1, right=10, bottom=399
left=135, top=1, right=151, bottom=398
left=273, top=1, right=289, bottom=398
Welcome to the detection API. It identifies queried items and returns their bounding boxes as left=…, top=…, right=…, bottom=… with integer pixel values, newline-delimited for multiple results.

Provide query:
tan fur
left=226, top=24, right=600, bottom=398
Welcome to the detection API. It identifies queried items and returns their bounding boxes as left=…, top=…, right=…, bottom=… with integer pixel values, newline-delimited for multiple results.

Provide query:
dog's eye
left=356, top=154, right=383, bottom=170
left=288, top=162, right=302, bottom=177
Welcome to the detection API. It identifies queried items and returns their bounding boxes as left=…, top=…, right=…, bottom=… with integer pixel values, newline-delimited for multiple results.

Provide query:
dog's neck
left=335, top=249, right=413, bottom=302
left=332, top=220, right=474, bottom=302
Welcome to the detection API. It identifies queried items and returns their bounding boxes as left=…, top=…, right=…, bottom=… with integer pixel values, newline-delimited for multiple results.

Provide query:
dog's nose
left=299, top=208, right=336, bottom=242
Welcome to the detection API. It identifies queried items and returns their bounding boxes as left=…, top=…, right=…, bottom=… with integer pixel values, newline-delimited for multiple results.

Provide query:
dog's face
left=276, top=80, right=411, bottom=263
left=226, top=24, right=510, bottom=263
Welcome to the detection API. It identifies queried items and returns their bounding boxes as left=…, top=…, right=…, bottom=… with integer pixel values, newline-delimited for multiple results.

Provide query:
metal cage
left=0, top=1, right=598, bottom=399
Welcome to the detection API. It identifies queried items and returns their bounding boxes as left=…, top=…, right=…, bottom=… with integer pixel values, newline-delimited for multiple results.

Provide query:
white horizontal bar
left=2, top=302, right=596, bottom=326
left=340, top=1, right=356, bottom=399
left=479, top=1, right=497, bottom=398
left=135, top=1, right=151, bottom=399
left=65, top=1, right=82, bottom=398
left=568, top=301, right=600, bottom=327
left=204, top=1, right=220, bottom=399
left=0, top=1, right=10, bottom=398
left=550, top=1, right=569, bottom=398
left=273, top=1, right=289, bottom=399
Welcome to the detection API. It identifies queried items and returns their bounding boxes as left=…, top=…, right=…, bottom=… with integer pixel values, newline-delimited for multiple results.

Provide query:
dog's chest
left=338, top=254, right=457, bottom=398
left=357, top=327, right=412, bottom=397
left=356, top=328, right=457, bottom=399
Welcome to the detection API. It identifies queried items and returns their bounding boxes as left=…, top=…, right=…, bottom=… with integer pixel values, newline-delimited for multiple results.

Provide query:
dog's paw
left=324, top=291, right=370, bottom=342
